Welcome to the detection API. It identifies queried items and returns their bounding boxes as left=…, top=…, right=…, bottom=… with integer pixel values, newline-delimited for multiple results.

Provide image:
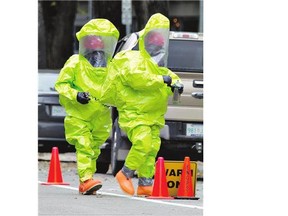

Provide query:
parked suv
left=110, top=31, right=203, bottom=176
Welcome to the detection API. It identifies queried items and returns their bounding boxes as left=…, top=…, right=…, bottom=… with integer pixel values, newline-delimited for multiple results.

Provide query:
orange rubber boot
left=137, top=185, right=153, bottom=197
left=115, top=170, right=135, bottom=195
left=79, top=179, right=102, bottom=195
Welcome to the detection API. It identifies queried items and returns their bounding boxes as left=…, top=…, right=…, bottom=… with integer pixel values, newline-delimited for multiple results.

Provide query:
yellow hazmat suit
left=55, top=19, right=119, bottom=182
left=100, top=13, right=182, bottom=182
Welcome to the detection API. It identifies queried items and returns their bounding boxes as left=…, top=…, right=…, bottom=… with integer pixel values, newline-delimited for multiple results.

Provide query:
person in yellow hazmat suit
left=99, top=13, right=184, bottom=196
left=55, top=19, right=119, bottom=195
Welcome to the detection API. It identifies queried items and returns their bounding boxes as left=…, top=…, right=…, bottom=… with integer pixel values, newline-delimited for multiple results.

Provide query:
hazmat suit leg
left=125, top=125, right=161, bottom=178
left=90, top=113, right=112, bottom=172
left=137, top=125, right=161, bottom=179
left=64, top=116, right=101, bottom=182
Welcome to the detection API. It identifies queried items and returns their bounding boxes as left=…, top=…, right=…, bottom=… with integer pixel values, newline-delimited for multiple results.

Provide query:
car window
left=38, top=73, right=58, bottom=92
left=167, top=40, right=203, bottom=73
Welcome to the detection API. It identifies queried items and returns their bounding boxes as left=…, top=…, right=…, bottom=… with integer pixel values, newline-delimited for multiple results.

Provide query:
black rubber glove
left=178, top=86, right=184, bottom=94
left=76, top=92, right=90, bottom=104
left=162, top=75, right=172, bottom=86
left=171, top=84, right=184, bottom=94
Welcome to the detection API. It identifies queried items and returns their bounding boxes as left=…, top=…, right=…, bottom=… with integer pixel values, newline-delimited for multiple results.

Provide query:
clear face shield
left=79, top=35, right=118, bottom=68
left=144, top=29, right=169, bottom=67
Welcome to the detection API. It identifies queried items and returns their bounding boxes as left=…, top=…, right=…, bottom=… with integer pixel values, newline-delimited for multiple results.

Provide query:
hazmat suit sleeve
left=156, top=67, right=183, bottom=96
left=117, top=52, right=165, bottom=90
left=122, top=69, right=164, bottom=90
left=161, top=67, right=182, bottom=86
left=55, top=55, right=79, bottom=102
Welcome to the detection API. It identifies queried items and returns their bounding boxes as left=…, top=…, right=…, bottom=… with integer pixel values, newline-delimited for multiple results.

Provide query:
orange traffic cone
left=147, top=157, right=173, bottom=199
left=41, top=147, right=69, bottom=185
left=175, top=156, right=199, bottom=199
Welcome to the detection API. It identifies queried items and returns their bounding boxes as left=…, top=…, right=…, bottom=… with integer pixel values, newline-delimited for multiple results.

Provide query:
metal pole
left=122, top=0, right=132, bottom=34
left=199, top=0, right=203, bottom=33
left=126, top=25, right=131, bottom=35
left=88, top=0, right=93, bottom=20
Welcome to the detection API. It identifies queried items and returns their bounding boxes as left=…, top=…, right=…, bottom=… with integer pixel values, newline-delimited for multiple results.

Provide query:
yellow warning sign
left=164, top=160, right=197, bottom=196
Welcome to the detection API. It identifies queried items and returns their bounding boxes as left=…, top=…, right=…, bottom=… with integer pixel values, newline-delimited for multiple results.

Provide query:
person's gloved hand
left=76, top=92, right=90, bottom=104
left=171, top=83, right=184, bottom=94
left=178, top=86, right=184, bottom=94
left=163, top=75, right=172, bottom=86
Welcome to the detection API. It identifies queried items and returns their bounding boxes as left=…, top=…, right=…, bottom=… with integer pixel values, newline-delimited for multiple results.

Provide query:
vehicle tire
left=111, top=118, right=125, bottom=176
left=96, top=162, right=110, bottom=174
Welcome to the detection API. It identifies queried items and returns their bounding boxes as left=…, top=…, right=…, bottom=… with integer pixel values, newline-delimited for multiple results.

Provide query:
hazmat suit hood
left=55, top=18, right=119, bottom=121
left=76, top=19, right=119, bottom=67
left=139, top=13, right=170, bottom=67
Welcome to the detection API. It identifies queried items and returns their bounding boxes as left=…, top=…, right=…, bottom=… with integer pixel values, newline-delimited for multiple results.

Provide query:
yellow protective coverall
left=55, top=19, right=119, bottom=182
left=100, top=13, right=182, bottom=180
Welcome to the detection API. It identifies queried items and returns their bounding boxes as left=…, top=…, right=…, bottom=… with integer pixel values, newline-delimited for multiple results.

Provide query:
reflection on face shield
left=152, top=53, right=165, bottom=66
left=84, top=51, right=106, bottom=67
left=146, top=44, right=164, bottom=57
left=146, top=44, right=165, bottom=66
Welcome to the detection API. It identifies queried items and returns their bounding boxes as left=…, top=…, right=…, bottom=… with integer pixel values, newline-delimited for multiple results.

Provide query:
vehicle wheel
left=96, top=162, right=110, bottom=174
left=111, top=118, right=125, bottom=176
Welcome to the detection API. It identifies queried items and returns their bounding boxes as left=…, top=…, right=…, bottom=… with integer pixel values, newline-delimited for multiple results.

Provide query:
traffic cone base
left=147, top=157, right=173, bottom=199
left=41, top=182, right=70, bottom=185
left=41, top=147, right=70, bottom=185
left=147, top=195, right=174, bottom=199
left=174, top=196, right=200, bottom=200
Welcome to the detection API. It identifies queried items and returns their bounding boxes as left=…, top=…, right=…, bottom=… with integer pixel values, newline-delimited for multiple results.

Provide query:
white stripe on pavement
left=38, top=181, right=203, bottom=210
